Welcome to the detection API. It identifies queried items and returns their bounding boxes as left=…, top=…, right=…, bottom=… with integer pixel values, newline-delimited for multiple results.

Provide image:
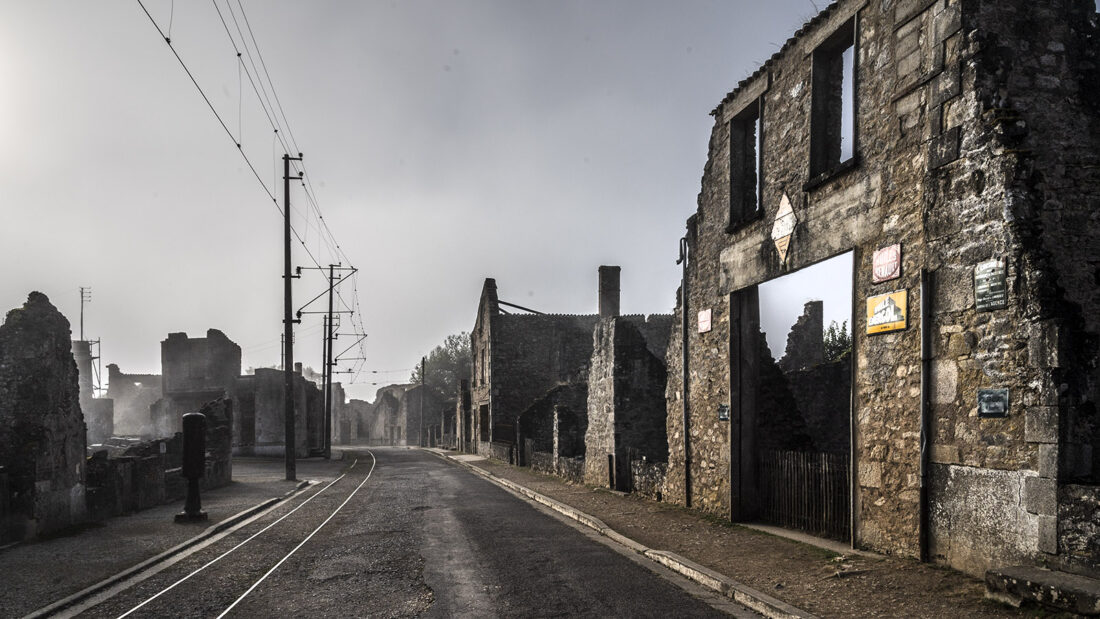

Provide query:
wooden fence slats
left=757, top=449, right=850, bottom=542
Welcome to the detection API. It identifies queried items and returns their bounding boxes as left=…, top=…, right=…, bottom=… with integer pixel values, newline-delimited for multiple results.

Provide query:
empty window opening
left=729, top=99, right=764, bottom=229
left=479, top=404, right=490, bottom=442
left=810, top=18, right=857, bottom=178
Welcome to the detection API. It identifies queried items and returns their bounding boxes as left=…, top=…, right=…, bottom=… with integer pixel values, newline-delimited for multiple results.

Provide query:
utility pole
left=295, top=263, right=354, bottom=458
left=79, top=287, right=91, bottom=341
left=419, top=356, right=426, bottom=447
left=321, top=314, right=329, bottom=457
left=323, top=264, right=338, bottom=459
left=283, top=153, right=303, bottom=482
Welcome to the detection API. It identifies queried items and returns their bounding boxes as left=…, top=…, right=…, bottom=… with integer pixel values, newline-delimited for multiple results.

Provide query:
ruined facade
left=358, top=383, right=445, bottom=447
left=152, top=330, right=241, bottom=437
left=468, top=267, right=675, bottom=490
left=104, top=364, right=162, bottom=437
left=233, top=365, right=324, bottom=457
left=0, top=293, right=86, bottom=540
left=469, top=277, right=599, bottom=458
left=583, top=314, right=674, bottom=489
left=666, top=0, right=1100, bottom=577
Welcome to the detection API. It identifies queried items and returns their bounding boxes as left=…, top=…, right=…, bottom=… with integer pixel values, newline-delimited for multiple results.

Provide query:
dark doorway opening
left=731, top=252, right=853, bottom=541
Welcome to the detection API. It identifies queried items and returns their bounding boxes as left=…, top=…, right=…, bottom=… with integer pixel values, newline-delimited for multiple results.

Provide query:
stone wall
left=401, top=385, right=445, bottom=447
left=664, top=0, right=1099, bottom=576
left=584, top=316, right=672, bottom=488
left=155, top=330, right=241, bottom=437
left=105, top=364, right=162, bottom=437
left=0, top=293, right=86, bottom=541
left=342, top=398, right=372, bottom=445
left=470, top=278, right=599, bottom=454
left=519, top=383, right=588, bottom=463
left=233, top=367, right=322, bottom=457
left=778, top=301, right=824, bottom=371
left=85, top=398, right=233, bottom=521
left=362, top=385, right=408, bottom=445
left=630, top=458, right=668, bottom=501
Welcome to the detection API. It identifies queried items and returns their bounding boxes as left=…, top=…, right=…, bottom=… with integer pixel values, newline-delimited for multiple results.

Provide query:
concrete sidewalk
left=435, top=450, right=1031, bottom=619
left=0, top=457, right=342, bottom=619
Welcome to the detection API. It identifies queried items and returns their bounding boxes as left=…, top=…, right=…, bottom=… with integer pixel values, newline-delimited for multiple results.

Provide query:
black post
left=321, top=314, right=329, bottom=456
left=678, top=236, right=692, bottom=508
left=420, top=356, right=426, bottom=447
left=324, top=264, right=337, bottom=458
left=176, top=412, right=208, bottom=522
left=283, top=153, right=302, bottom=481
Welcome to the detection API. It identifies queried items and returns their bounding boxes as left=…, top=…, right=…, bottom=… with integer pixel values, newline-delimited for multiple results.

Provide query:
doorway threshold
left=739, top=522, right=879, bottom=559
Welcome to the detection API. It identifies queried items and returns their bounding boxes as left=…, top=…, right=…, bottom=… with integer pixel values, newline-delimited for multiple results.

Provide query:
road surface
left=66, top=448, right=751, bottom=618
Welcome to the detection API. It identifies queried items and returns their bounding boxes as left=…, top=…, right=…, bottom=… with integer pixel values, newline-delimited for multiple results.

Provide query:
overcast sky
left=2, top=0, right=847, bottom=402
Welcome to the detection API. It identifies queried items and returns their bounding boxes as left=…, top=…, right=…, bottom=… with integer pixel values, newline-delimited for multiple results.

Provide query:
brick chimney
left=598, top=265, right=621, bottom=318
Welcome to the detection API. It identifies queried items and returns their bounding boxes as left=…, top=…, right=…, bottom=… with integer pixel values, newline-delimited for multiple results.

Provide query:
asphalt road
left=70, top=448, right=745, bottom=618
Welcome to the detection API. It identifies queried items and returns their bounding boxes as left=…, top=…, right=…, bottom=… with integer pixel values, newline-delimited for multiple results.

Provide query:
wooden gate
left=757, top=449, right=850, bottom=541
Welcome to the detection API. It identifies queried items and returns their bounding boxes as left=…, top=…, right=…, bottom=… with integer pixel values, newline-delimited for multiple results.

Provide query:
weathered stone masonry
left=666, top=0, right=1099, bottom=577
left=0, top=293, right=86, bottom=540
left=470, top=278, right=598, bottom=458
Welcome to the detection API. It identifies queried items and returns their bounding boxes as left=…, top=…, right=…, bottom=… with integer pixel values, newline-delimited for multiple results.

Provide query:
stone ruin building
left=333, top=395, right=371, bottom=445
left=152, top=329, right=241, bottom=437
left=462, top=267, right=674, bottom=487
left=234, top=364, right=326, bottom=457
left=357, top=383, right=446, bottom=447
left=0, top=293, right=87, bottom=541
left=0, top=297, right=241, bottom=543
left=664, top=0, right=1100, bottom=583
left=104, top=364, right=162, bottom=437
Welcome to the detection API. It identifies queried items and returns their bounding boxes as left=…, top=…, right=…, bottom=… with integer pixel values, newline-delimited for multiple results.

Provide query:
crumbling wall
left=778, top=301, right=824, bottom=371
left=85, top=399, right=232, bottom=521
left=0, top=292, right=87, bottom=540
left=491, top=313, right=598, bottom=448
left=665, top=0, right=1100, bottom=575
left=155, top=329, right=241, bottom=437
left=105, top=364, right=161, bottom=437
left=235, top=367, right=319, bottom=457
left=584, top=316, right=671, bottom=488
left=345, top=399, right=372, bottom=444
left=519, top=383, right=588, bottom=470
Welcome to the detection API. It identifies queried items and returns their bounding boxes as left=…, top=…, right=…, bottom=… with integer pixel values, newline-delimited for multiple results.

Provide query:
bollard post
left=175, top=411, right=208, bottom=523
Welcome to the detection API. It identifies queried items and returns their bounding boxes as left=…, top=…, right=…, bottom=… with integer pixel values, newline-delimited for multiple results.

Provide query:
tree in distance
left=410, top=332, right=472, bottom=395
left=823, top=320, right=852, bottom=362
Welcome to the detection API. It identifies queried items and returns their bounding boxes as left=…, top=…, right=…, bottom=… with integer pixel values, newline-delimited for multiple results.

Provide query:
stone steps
left=985, top=565, right=1100, bottom=616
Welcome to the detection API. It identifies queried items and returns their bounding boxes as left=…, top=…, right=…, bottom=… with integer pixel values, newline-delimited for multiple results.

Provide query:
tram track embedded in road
left=107, top=451, right=376, bottom=619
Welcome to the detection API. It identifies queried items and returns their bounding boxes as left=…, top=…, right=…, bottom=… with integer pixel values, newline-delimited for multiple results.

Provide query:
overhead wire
left=137, top=0, right=370, bottom=377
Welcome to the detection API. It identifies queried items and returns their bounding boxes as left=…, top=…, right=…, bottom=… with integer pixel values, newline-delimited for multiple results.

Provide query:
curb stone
left=430, top=449, right=818, bottom=619
left=24, top=480, right=312, bottom=619
left=645, top=550, right=818, bottom=619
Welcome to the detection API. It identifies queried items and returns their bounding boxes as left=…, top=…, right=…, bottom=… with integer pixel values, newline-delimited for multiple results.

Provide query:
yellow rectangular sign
left=866, top=290, right=907, bottom=335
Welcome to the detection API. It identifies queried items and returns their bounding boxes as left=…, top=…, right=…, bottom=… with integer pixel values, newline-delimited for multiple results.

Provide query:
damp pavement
left=449, top=451, right=1037, bottom=619
left=3, top=450, right=754, bottom=618
left=0, top=448, right=1034, bottom=618
left=0, top=457, right=345, bottom=619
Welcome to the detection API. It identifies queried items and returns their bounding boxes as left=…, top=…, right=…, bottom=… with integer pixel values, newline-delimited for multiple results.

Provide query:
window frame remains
left=727, top=96, right=765, bottom=233
left=807, top=16, right=859, bottom=188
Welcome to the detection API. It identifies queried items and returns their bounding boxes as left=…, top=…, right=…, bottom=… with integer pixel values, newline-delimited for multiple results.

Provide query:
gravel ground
left=466, top=455, right=1068, bottom=619
left=0, top=457, right=343, bottom=618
